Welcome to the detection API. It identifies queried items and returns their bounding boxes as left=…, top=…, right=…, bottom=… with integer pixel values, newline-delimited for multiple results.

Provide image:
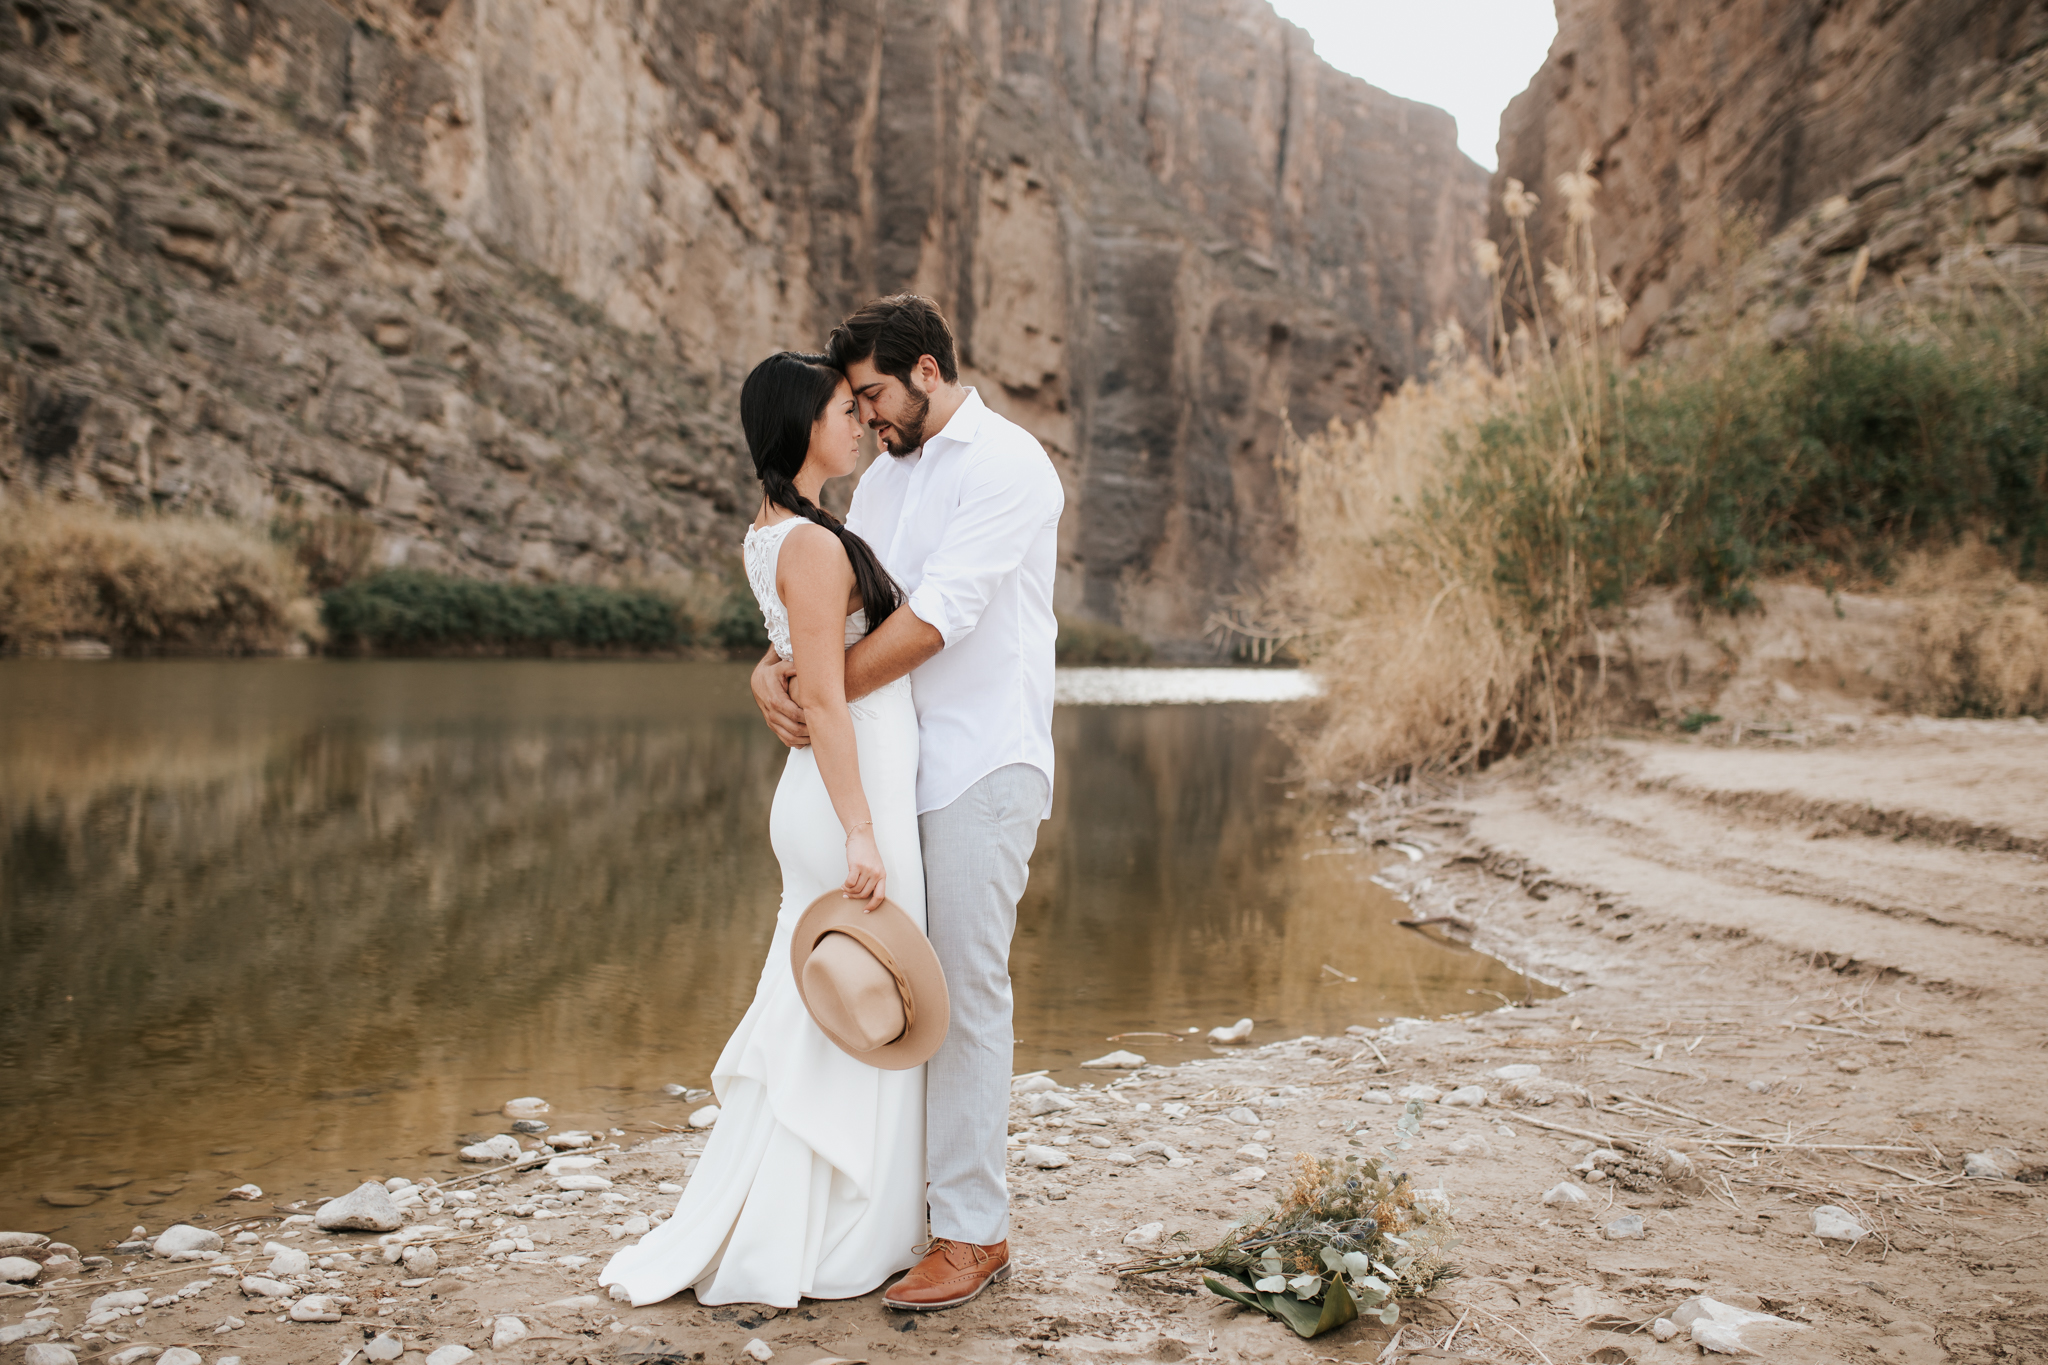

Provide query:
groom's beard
left=878, top=386, right=930, bottom=457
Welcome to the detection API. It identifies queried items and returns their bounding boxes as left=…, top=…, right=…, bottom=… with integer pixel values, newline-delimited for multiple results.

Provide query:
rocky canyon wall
left=1493, top=0, right=2048, bottom=352
left=0, top=0, right=1489, bottom=648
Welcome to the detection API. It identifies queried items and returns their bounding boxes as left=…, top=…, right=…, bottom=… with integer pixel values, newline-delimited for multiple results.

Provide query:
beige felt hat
left=789, top=890, right=949, bottom=1070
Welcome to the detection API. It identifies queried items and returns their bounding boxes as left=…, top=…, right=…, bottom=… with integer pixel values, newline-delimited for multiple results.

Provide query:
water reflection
left=0, top=660, right=1533, bottom=1247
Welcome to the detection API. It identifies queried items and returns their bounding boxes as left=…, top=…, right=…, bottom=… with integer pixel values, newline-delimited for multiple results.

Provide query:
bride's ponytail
left=740, top=352, right=902, bottom=631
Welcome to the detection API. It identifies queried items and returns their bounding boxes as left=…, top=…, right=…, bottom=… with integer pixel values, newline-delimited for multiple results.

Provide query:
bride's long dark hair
left=740, top=351, right=901, bottom=630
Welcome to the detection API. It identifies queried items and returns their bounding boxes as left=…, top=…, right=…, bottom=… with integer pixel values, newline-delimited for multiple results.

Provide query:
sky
left=1265, top=1, right=1559, bottom=170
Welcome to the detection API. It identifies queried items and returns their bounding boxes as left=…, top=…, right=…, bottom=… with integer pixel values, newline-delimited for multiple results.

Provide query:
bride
left=599, top=351, right=929, bottom=1308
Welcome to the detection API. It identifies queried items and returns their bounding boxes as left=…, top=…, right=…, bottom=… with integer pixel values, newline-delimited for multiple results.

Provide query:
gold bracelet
left=845, top=821, right=873, bottom=842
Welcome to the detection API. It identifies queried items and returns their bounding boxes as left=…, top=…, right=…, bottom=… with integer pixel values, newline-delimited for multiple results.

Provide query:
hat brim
left=790, top=891, right=949, bottom=1070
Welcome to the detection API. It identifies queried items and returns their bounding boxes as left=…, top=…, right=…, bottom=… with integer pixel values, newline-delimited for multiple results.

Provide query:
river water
left=0, top=660, right=1535, bottom=1247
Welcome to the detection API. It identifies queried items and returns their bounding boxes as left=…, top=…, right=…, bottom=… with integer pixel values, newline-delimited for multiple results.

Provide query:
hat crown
left=801, top=930, right=908, bottom=1052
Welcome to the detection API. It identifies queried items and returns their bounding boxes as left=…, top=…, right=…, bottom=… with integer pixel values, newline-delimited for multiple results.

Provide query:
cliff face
left=1494, top=0, right=2048, bottom=352
left=0, top=0, right=1488, bottom=648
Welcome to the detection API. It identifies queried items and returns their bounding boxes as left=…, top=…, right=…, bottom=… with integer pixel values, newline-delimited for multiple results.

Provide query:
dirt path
left=5, top=721, right=2044, bottom=1364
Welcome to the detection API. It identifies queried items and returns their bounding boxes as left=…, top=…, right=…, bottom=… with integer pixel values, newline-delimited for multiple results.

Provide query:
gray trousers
left=918, top=762, right=1047, bottom=1246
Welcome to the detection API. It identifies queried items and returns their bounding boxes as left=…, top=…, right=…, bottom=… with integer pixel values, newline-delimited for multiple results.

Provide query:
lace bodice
left=742, top=517, right=870, bottom=663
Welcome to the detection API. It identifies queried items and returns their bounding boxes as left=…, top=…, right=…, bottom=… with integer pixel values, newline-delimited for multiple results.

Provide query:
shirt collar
left=920, top=387, right=986, bottom=452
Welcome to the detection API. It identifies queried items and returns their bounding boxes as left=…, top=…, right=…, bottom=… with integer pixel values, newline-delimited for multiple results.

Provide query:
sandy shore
left=4, top=718, right=2044, bottom=1364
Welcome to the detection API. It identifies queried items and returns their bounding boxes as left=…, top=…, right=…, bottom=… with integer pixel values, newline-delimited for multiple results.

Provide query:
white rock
left=1605, top=1214, right=1646, bottom=1240
left=24, top=1344, right=77, bottom=1365
left=1208, top=1018, right=1254, bottom=1044
left=268, top=1248, right=311, bottom=1276
left=364, top=1333, right=404, bottom=1361
left=657, top=1182, right=685, bottom=1195
left=1651, top=1318, right=1680, bottom=1342
left=152, top=1225, right=224, bottom=1258
left=0, top=1255, right=41, bottom=1282
left=1023, top=1145, right=1071, bottom=1169
left=1362, top=1089, right=1395, bottom=1105
left=491, top=1315, right=529, bottom=1349
left=108, top=1347, right=163, bottom=1365
left=0, top=1233, right=46, bottom=1250
left=1673, top=1296, right=1806, bottom=1356
left=1499, top=1076, right=1592, bottom=1108
left=1081, top=1050, right=1146, bottom=1069
left=744, top=1340, right=774, bottom=1362
left=1441, top=1085, right=1488, bottom=1108
left=501, top=1097, right=550, bottom=1119
left=1225, top=1106, right=1260, bottom=1126
left=1446, top=1135, right=1492, bottom=1157
left=1024, top=1092, right=1075, bottom=1118
left=241, top=1275, right=293, bottom=1298
left=158, top=1350, right=202, bottom=1365
left=290, top=1294, right=344, bottom=1322
left=1810, top=1204, right=1869, bottom=1242
left=688, top=1105, right=721, bottom=1129
left=1235, top=1143, right=1269, bottom=1161
left=1011, top=1074, right=1059, bottom=1094
left=92, top=1290, right=150, bottom=1313
left=425, top=1346, right=477, bottom=1365
left=622, top=1215, right=651, bottom=1235
left=555, top=1174, right=614, bottom=1192
left=1541, top=1181, right=1590, bottom=1206
left=0, top=1320, right=54, bottom=1345
left=1964, top=1147, right=2018, bottom=1180
left=1122, top=1222, right=1165, bottom=1247
left=316, top=1182, right=405, bottom=1232
left=1103, top=1150, right=1138, bottom=1166
left=458, top=1135, right=522, bottom=1164
left=1397, top=1084, right=1442, bottom=1103
left=1159, top=1102, right=1190, bottom=1119
left=1491, top=1063, right=1542, bottom=1080
left=402, top=1244, right=440, bottom=1274
left=1232, top=1166, right=1267, bottom=1186
left=551, top=1130, right=597, bottom=1148
left=544, top=1155, right=606, bottom=1174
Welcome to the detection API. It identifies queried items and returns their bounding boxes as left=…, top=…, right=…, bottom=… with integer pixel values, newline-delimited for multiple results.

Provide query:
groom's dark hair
left=828, top=294, right=959, bottom=385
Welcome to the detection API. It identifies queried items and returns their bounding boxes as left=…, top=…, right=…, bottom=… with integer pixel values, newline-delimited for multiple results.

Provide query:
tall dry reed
left=0, top=497, right=314, bottom=653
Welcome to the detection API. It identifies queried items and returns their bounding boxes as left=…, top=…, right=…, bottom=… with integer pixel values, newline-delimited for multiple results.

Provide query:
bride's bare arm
left=777, top=523, right=887, bottom=910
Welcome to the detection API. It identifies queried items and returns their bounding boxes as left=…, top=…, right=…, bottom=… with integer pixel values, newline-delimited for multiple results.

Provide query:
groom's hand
left=751, top=650, right=809, bottom=747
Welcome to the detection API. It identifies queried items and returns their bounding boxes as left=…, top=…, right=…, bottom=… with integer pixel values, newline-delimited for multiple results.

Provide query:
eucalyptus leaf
left=1379, top=1302, right=1401, bottom=1326
left=1320, top=1246, right=1347, bottom=1273
left=1255, top=1275, right=1287, bottom=1293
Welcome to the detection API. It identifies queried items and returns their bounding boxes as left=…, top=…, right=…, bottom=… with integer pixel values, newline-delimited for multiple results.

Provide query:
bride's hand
left=844, top=827, right=886, bottom=912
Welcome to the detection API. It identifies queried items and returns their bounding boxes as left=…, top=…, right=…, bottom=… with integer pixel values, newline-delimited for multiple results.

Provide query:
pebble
left=0, top=1321, right=54, bottom=1346
left=1232, top=1166, right=1267, bottom=1186
left=1605, top=1214, right=1646, bottom=1240
left=492, top=1316, right=529, bottom=1349
left=289, top=1293, right=344, bottom=1322
left=24, top=1344, right=77, bottom=1365
left=552, top=1130, right=597, bottom=1148
left=1540, top=1181, right=1590, bottom=1206
left=1964, top=1147, right=2018, bottom=1180
left=501, top=1097, right=551, bottom=1119
left=158, top=1350, right=201, bottom=1365
left=1022, top=1145, right=1071, bottom=1169
left=1209, top=1018, right=1255, bottom=1045
left=1746, top=1079, right=1775, bottom=1094
left=688, top=1105, right=721, bottom=1130
left=1396, top=1084, right=1442, bottom=1103
left=1491, top=1063, right=1541, bottom=1080
left=108, top=1348, right=162, bottom=1365
left=1810, top=1204, right=1869, bottom=1242
left=1103, top=1151, right=1138, bottom=1166
left=459, top=1136, right=521, bottom=1164
left=1011, top=1074, right=1059, bottom=1094
left=152, top=1224, right=223, bottom=1259
left=38, top=1192, right=96, bottom=1207
left=0, top=1256, right=40, bottom=1283
left=545, top=1155, right=606, bottom=1174
left=1441, top=1085, right=1487, bottom=1108
left=402, top=1245, right=440, bottom=1274
left=1236, top=1143, right=1269, bottom=1162
left=744, top=1340, right=774, bottom=1362
left=316, top=1182, right=405, bottom=1232
left=425, top=1346, right=476, bottom=1365
left=364, top=1333, right=404, bottom=1361
left=1651, top=1317, right=1680, bottom=1342
left=1672, top=1296, right=1807, bottom=1354
left=556, top=1174, right=614, bottom=1192
left=241, top=1275, right=293, bottom=1298
left=510, top=1119, right=550, bottom=1134
left=268, top=1248, right=311, bottom=1276
left=0, top=1233, right=46, bottom=1250
left=657, top=1182, right=685, bottom=1195
left=1362, top=1089, right=1395, bottom=1105
left=1024, top=1093, right=1075, bottom=1118
left=1446, top=1135, right=1491, bottom=1157
left=1081, top=1050, right=1146, bottom=1069
left=622, top=1216, right=651, bottom=1235
left=1225, top=1107, right=1260, bottom=1126
left=1122, top=1222, right=1165, bottom=1247
left=1834, top=1057, right=1864, bottom=1073
left=1159, top=1103, right=1190, bottom=1119
left=1086, top=1135, right=1113, bottom=1149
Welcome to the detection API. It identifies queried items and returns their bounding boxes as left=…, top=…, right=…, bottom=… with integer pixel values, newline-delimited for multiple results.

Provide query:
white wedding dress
left=599, top=515, right=929, bottom=1308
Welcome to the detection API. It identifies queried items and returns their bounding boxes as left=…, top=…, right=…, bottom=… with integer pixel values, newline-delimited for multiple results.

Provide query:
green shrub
left=710, top=583, right=771, bottom=653
left=1055, top=614, right=1154, bottom=665
left=321, top=570, right=688, bottom=654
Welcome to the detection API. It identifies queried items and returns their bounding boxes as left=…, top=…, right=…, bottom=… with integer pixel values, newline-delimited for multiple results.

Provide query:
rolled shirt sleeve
left=903, top=451, right=1063, bottom=647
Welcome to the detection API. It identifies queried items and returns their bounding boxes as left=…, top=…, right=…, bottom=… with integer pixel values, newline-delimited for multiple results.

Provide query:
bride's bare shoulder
left=774, top=520, right=852, bottom=577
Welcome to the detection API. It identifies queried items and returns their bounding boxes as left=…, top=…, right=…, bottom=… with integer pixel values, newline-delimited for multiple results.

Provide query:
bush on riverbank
left=1258, top=163, right=2048, bottom=781
left=321, top=570, right=690, bottom=655
left=0, top=498, right=313, bottom=654
left=1056, top=614, right=1154, bottom=665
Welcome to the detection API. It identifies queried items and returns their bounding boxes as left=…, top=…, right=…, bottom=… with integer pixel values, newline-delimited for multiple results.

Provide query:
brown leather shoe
left=880, top=1238, right=1011, bottom=1311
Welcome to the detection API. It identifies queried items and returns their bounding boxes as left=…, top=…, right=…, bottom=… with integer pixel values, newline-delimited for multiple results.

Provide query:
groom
left=750, top=293, right=1064, bottom=1309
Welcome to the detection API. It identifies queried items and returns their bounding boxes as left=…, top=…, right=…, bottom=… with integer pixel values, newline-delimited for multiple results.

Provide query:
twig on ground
left=1457, top=1302, right=1555, bottom=1365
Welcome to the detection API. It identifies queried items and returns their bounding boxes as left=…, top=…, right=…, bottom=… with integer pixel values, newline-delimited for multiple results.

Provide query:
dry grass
left=1895, top=539, right=2048, bottom=717
left=0, top=496, right=315, bottom=654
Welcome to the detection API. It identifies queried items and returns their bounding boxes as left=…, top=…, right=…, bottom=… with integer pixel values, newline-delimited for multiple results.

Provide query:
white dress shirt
left=845, top=388, right=1064, bottom=818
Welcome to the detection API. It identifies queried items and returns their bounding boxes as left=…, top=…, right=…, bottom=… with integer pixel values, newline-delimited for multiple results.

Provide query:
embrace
left=598, top=294, right=1063, bottom=1312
